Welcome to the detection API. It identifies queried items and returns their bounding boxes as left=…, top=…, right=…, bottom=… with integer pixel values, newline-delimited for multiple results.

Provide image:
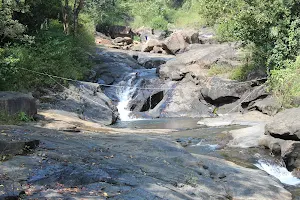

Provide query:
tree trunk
left=62, top=0, right=69, bottom=35
left=73, top=0, right=84, bottom=35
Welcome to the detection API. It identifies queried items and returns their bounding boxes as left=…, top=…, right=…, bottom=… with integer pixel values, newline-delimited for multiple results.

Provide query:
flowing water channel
left=105, top=67, right=300, bottom=190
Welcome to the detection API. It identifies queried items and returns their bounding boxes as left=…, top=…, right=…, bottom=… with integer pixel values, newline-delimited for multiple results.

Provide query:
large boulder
left=164, top=31, right=189, bottom=54
left=261, top=107, right=300, bottom=173
left=91, top=48, right=144, bottom=84
left=265, top=107, right=300, bottom=141
left=159, top=43, right=240, bottom=80
left=149, top=78, right=212, bottom=118
left=135, top=52, right=175, bottom=69
left=163, top=30, right=199, bottom=54
left=201, top=77, right=251, bottom=103
left=141, top=38, right=170, bottom=54
left=0, top=92, right=37, bottom=117
left=108, top=25, right=134, bottom=39
left=65, top=82, right=118, bottom=125
left=259, top=135, right=300, bottom=173
left=201, top=81, right=269, bottom=114
left=40, top=82, right=118, bottom=125
left=112, top=37, right=133, bottom=46
left=248, top=96, right=282, bottom=116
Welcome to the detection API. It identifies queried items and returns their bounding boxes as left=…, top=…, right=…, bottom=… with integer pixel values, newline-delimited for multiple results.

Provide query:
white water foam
left=254, top=159, right=300, bottom=185
left=115, top=69, right=158, bottom=121
left=116, top=74, right=137, bottom=121
left=191, top=141, right=219, bottom=150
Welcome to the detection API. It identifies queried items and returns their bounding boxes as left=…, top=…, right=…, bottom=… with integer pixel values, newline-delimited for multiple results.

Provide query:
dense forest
left=0, top=0, right=299, bottom=106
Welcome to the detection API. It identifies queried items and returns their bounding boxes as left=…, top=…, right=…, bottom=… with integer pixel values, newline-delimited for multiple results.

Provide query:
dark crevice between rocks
left=130, top=104, right=137, bottom=111
left=269, top=133, right=300, bottom=141
left=132, top=55, right=138, bottom=60
left=241, top=94, right=268, bottom=109
left=250, top=78, right=268, bottom=87
left=140, top=91, right=164, bottom=112
left=203, top=96, right=239, bottom=107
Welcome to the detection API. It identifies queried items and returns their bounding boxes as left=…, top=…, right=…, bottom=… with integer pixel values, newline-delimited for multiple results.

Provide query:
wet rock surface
left=259, top=108, right=300, bottom=175
left=91, top=45, right=273, bottom=119
left=0, top=125, right=293, bottom=199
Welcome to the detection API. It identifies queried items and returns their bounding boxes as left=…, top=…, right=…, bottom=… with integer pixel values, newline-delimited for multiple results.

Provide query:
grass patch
left=0, top=111, right=34, bottom=125
left=208, top=64, right=235, bottom=76
left=229, top=64, right=255, bottom=81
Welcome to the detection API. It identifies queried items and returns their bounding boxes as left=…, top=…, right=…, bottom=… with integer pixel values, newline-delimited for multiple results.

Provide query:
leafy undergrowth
left=0, top=111, right=34, bottom=125
left=0, top=20, right=94, bottom=91
left=269, top=56, right=300, bottom=107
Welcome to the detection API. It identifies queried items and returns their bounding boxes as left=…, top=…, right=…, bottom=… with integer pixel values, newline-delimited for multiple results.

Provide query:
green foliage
left=0, top=111, right=32, bottom=125
left=208, top=64, right=234, bottom=76
left=229, top=64, right=255, bottom=81
left=200, top=0, right=300, bottom=70
left=0, top=1, right=34, bottom=45
left=18, top=112, right=33, bottom=122
left=125, top=0, right=175, bottom=30
left=85, top=0, right=129, bottom=27
left=268, top=56, right=300, bottom=107
left=0, top=20, right=94, bottom=91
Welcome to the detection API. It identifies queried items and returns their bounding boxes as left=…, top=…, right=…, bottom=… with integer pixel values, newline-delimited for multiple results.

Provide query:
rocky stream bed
left=1, top=28, right=300, bottom=199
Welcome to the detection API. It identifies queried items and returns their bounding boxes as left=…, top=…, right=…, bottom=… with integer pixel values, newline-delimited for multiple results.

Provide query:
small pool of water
left=110, top=118, right=201, bottom=130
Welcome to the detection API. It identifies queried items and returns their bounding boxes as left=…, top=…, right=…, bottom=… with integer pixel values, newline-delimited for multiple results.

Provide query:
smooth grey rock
left=0, top=92, right=37, bottom=117
left=40, top=81, right=118, bottom=125
left=149, top=79, right=212, bottom=118
left=265, top=107, right=300, bottom=141
left=112, top=37, right=133, bottom=45
left=260, top=135, right=300, bottom=171
left=91, top=47, right=144, bottom=84
left=107, top=25, right=134, bottom=39
left=201, top=77, right=251, bottom=102
left=159, top=43, right=240, bottom=80
left=193, top=154, right=292, bottom=200
left=0, top=125, right=293, bottom=200
left=66, top=81, right=118, bottom=125
left=164, top=30, right=199, bottom=54
left=248, top=96, right=282, bottom=116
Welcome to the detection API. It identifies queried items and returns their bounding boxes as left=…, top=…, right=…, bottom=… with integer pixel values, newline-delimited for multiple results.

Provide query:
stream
left=103, top=64, right=300, bottom=197
left=113, top=118, right=300, bottom=189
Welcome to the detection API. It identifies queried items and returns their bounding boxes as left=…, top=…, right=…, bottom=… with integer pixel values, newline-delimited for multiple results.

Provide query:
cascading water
left=116, top=73, right=138, bottom=121
left=107, top=68, right=159, bottom=121
left=255, top=159, right=300, bottom=185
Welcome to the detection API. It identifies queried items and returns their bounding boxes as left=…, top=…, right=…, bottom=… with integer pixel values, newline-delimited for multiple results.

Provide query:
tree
left=200, top=0, right=300, bottom=70
left=73, top=0, right=84, bottom=34
left=0, top=0, right=31, bottom=45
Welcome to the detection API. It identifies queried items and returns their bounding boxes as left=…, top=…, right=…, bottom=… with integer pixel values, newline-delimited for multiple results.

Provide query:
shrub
left=268, top=56, right=300, bottom=107
left=0, top=20, right=94, bottom=91
left=229, top=64, right=255, bottom=81
left=0, top=111, right=33, bottom=125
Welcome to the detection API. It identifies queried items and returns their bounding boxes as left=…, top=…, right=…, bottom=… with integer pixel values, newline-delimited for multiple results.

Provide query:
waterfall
left=116, top=73, right=138, bottom=121
left=102, top=68, right=161, bottom=121
left=112, top=68, right=158, bottom=121
left=254, top=159, right=300, bottom=185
